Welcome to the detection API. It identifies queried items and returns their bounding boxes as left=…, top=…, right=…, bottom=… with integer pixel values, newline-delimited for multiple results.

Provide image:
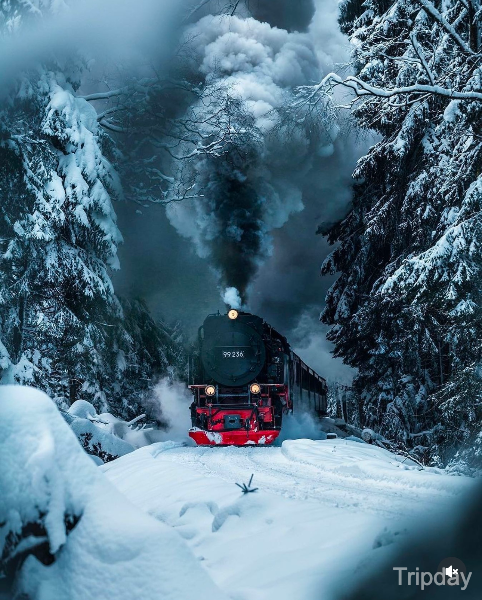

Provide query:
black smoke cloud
left=113, top=0, right=370, bottom=381
left=165, top=13, right=335, bottom=307
left=205, top=164, right=263, bottom=303
left=242, top=0, right=369, bottom=382
left=248, top=132, right=365, bottom=383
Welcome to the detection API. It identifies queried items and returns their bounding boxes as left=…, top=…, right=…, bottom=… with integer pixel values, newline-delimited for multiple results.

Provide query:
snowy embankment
left=102, top=439, right=474, bottom=600
left=0, top=386, right=226, bottom=600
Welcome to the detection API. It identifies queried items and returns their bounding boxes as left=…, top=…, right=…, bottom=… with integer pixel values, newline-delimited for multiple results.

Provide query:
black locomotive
left=188, top=310, right=327, bottom=445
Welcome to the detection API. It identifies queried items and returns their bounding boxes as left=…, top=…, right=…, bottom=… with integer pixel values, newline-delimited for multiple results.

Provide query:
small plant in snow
left=235, top=474, right=258, bottom=494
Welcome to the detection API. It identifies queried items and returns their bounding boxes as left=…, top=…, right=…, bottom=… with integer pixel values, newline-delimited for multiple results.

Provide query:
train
left=188, top=310, right=327, bottom=446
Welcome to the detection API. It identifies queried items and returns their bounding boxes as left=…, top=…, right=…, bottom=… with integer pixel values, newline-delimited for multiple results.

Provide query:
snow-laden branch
left=320, top=72, right=482, bottom=102
left=81, top=89, right=126, bottom=102
left=414, top=0, right=475, bottom=54
left=79, top=78, right=158, bottom=102
left=99, top=119, right=126, bottom=133
left=410, top=32, right=435, bottom=85
left=126, top=413, right=146, bottom=427
left=96, top=105, right=125, bottom=121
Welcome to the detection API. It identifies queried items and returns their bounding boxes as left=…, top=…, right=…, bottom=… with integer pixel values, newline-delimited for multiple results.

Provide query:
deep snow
left=0, top=386, right=226, bottom=600
left=102, top=438, right=474, bottom=600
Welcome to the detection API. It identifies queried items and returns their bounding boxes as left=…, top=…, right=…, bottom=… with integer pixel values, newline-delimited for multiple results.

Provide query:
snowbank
left=0, top=386, right=226, bottom=600
left=65, top=401, right=136, bottom=463
left=64, top=398, right=177, bottom=464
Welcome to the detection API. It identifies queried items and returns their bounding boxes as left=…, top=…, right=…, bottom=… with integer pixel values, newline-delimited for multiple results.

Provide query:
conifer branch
left=410, top=32, right=435, bottom=85
left=413, top=0, right=475, bottom=54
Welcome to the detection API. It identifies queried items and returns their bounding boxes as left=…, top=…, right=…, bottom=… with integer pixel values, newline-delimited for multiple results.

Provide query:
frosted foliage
left=0, top=0, right=68, bottom=32
left=322, top=0, right=482, bottom=471
left=42, top=84, right=123, bottom=275
left=382, top=155, right=482, bottom=302
left=0, top=1, right=187, bottom=417
left=0, top=2, right=159, bottom=414
left=65, top=400, right=165, bottom=462
left=0, top=386, right=227, bottom=600
left=0, top=56, right=125, bottom=400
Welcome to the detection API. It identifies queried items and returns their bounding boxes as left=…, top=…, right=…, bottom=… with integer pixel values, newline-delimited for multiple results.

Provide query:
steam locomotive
left=188, top=310, right=327, bottom=446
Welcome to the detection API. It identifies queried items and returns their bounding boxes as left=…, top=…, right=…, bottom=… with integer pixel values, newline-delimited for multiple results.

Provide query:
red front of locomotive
left=188, top=310, right=292, bottom=446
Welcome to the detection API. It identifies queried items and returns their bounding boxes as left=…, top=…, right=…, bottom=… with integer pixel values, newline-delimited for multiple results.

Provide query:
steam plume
left=223, top=287, right=242, bottom=309
left=166, top=15, right=335, bottom=304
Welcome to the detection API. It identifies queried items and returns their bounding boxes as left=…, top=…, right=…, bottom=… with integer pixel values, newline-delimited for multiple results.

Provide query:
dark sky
left=112, top=0, right=371, bottom=383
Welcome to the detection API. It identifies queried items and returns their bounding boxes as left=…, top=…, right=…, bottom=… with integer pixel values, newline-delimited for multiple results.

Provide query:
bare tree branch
left=182, top=0, right=212, bottom=23
left=231, top=0, right=241, bottom=16
left=321, top=72, right=482, bottom=101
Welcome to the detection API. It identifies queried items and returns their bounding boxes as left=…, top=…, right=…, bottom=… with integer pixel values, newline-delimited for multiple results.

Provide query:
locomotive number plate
left=217, top=346, right=252, bottom=359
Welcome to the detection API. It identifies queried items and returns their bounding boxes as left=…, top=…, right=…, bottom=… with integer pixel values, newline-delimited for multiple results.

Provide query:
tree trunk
left=12, top=295, right=25, bottom=362
left=468, top=0, right=479, bottom=52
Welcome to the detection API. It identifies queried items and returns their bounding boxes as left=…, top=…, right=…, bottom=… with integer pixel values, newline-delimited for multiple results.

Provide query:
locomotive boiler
left=188, top=310, right=327, bottom=446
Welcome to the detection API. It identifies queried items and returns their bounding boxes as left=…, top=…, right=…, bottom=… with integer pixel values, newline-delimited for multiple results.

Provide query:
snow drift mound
left=64, top=399, right=136, bottom=463
left=0, top=385, right=226, bottom=600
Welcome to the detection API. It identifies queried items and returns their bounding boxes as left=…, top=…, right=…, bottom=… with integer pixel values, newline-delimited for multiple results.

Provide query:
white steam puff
left=190, top=16, right=318, bottom=119
left=222, top=287, right=242, bottom=309
left=276, top=411, right=327, bottom=444
left=166, top=15, right=333, bottom=301
left=144, top=378, right=193, bottom=443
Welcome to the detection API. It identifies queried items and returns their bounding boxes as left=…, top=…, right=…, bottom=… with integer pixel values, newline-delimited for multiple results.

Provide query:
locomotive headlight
left=250, top=383, right=261, bottom=395
left=228, top=309, right=238, bottom=320
left=205, top=385, right=216, bottom=396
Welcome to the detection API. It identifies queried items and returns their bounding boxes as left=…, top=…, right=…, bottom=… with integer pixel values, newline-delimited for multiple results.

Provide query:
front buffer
left=189, top=427, right=279, bottom=446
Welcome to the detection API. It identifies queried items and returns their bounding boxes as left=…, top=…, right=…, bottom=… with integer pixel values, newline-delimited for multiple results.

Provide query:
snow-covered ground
left=1, top=385, right=475, bottom=600
left=102, top=437, right=475, bottom=600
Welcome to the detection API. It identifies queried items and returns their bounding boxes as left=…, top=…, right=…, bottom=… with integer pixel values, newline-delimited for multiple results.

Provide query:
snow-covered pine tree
left=1, top=65, right=126, bottom=407
left=320, top=0, right=482, bottom=471
left=0, top=2, right=184, bottom=418
left=114, top=298, right=186, bottom=419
